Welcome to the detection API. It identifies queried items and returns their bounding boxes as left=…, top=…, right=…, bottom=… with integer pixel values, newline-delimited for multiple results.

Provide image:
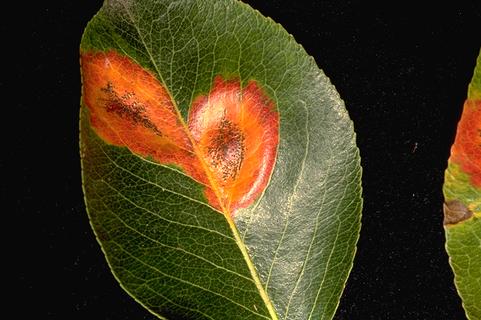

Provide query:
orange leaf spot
left=189, top=76, right=279, bottom=213
left=81, top=51, right=279, bottom=216
left=450, top=99, right=481, bottom=187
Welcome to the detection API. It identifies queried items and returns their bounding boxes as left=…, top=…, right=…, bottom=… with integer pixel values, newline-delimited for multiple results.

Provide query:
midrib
left=123, top=10, right=279, bottom=318
left=169, top=88, right=280, bottom=320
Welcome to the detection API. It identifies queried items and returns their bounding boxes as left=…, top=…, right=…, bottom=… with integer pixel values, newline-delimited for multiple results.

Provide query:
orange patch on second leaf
left=450, top=99, right=481, bottom=187
left=81, top=50, right=279, bottom=216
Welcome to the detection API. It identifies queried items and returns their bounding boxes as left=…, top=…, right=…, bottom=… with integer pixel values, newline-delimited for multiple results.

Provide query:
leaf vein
left=100, top=180, right=255, bottom=283
left=309, top=160, right=354, bottom=320
left=265, top=102, right=310, bottom=292
left=96, top=174, right=233, bottom=241
left=111, top=242, right=270, bottom=319
left=99, top=142, right=222, bottom=214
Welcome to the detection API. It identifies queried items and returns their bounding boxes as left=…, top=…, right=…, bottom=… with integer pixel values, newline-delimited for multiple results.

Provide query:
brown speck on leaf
left=207, top=117, right=245, bottom=181
left=443, top=200, right=473, bottom=225
left=100, top=82, right=163, bottom=137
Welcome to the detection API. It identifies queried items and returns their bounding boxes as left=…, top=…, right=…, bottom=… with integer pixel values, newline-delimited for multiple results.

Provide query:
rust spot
left=100, top=82, right=163, bottom=136
left=81, top=51, right=279, bottom=216
left=207, top=117, right=245, bottom=181
left=443, top=200, right=473, bottom=225
left=188, top=76, right=279, bottom=214
left=449, top=99, right=481, bottom=187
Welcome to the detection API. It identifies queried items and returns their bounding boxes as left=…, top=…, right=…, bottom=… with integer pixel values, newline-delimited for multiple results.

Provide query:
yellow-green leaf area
left=443, top=49, right=481, bottom=320
left=445, top=217, right=481, bottom=319
left=444, top=162, right=481, bottom=218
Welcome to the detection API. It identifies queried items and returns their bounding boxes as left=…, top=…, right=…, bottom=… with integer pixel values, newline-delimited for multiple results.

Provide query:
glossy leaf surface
left=443, top=49, right=481, bottom=320
left=80, top=0, right=362, bottom=319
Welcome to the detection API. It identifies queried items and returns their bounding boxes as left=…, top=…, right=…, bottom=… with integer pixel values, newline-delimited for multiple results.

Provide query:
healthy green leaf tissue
left=80, top=0, right=362, bottom=318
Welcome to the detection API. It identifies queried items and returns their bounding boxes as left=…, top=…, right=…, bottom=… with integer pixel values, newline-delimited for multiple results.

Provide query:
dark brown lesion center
left=100, top=82, right=162, bottom=136
left=443, top=200, right=473, bottom=225
left=207, top=117, right=245, bottom=181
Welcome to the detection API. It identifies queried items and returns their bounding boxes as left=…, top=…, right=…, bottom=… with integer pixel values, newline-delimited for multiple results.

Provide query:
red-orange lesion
left=81, top=51, right=192, bottom=159
left=81, top=50, right=212, bottom=193
left=81, top=50, right=279, bottom=216
left=450, top=99, right=481, bottom=187
left=189, top=77, right=279, bottom=214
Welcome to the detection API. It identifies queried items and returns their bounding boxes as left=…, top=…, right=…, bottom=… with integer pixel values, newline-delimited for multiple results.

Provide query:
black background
left=7, top=0, right=481, bottom=319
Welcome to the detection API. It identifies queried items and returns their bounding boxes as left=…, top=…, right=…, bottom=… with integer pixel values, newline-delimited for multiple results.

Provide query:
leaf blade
left=81, top=112, right=273, bottom=318
left=80, top=0, right=362, bottom=319
left=443, top=49, right=481, bottom=320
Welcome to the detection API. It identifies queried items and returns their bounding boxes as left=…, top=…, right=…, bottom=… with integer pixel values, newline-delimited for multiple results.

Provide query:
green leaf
left=79, top=0, right=362, bottom=319
left=468, top=50, right=481, bottom=100
left=443, top=49, right=481, bottom=320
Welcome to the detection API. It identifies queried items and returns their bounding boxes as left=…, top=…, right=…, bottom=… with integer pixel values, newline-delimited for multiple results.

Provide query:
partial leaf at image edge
left=80, top=0, right=362, bottom=319
left=443, top=49, right=481, bottom=320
